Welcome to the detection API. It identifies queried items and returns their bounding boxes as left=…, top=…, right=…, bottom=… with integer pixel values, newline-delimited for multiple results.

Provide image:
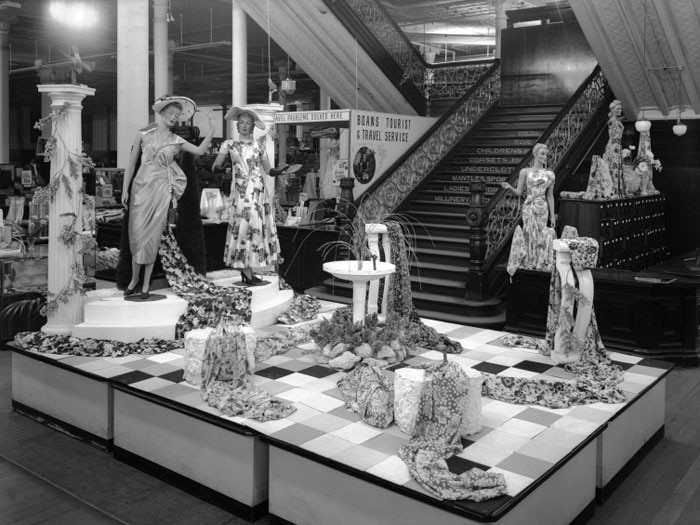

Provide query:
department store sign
left=274, top=110, right=351, bottom=125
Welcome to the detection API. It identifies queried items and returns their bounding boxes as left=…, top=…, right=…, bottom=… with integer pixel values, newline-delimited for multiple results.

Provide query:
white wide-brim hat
left=152, top=95, right=196, bottom=121
left=224, top=106, right=266, bottom=129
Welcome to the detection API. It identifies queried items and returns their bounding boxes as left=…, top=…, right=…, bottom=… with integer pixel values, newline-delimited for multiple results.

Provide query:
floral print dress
left=221, top=138, right=280, bottom=269
left=603, top=117, right=624, bottom=197
left=506, top=168, right=556, bottom=276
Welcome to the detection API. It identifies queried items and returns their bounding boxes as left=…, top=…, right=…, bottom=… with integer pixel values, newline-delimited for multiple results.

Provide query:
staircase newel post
left=465, top=181, right=488, bottom=301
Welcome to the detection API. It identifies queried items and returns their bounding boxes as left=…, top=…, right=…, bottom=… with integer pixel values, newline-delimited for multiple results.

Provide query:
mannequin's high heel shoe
left=124, top=287, right=136, bottom=297
left=240, top=268, right=262, bottom=286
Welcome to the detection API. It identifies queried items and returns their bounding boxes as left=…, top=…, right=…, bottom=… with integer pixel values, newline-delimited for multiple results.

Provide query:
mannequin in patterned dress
left=212, top=107, right=289, bottom=285
left=501, top=143, right=557, bottom=276
left=603, top=99, right=625, bottom=197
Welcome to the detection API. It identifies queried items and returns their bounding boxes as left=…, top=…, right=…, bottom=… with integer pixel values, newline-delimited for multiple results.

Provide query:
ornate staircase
left=311, top=104, right=564, bottom=327
left=402, top=104, right=563, bottom=323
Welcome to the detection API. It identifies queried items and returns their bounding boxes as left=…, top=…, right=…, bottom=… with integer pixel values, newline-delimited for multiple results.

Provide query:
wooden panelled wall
left=649, top=120, right=700, bottom=256
left=500, top=20, right=598, bottom=106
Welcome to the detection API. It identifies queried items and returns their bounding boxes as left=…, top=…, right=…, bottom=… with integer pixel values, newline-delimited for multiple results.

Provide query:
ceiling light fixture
left=280, top=55, right=296, bottom=96
left=673, top=66, right=687, bottom=137
left=166, top=1, right=174, bottom=23
left=48, top=1, right=98, bottom=29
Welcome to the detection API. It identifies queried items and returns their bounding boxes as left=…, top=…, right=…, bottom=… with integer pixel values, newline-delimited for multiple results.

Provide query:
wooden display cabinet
left=558, top=195, right=668, bottom=271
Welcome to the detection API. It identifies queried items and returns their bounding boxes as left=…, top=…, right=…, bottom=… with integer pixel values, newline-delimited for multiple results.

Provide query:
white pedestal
left=72, top=290, right=188, bottom=342
left=72, top=274, right=293, bottom=341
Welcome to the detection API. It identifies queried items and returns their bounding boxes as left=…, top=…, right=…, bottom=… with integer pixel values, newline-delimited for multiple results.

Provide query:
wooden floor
left=0, top=456, right=121, bottom=525
left=1, top=349, right=700, bottom=524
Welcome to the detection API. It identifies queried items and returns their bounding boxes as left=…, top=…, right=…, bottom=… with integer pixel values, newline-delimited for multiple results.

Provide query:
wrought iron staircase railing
left=480, top=66, right=610, bottom=278
left=357, top=62, right=501, bottom=223
left=324, top=0, right=496, bottom=111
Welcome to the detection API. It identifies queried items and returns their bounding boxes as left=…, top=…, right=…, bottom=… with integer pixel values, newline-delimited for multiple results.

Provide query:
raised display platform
left=72, top=271, right=294, bottom=342
left=11, top=349, right=115, bottom=450
left=9, top=308, right=672, bottom=523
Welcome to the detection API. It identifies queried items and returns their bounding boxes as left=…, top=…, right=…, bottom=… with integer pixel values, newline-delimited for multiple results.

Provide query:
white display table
left=10, top=312, right=671, bottom=523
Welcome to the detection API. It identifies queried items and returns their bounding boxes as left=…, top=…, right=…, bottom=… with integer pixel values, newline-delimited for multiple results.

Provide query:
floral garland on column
left=33, top=102, right=96, bottom=316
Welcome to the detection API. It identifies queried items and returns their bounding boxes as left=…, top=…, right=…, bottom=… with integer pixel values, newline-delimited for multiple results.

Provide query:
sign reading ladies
left=350, top=110, right=436, bottom=199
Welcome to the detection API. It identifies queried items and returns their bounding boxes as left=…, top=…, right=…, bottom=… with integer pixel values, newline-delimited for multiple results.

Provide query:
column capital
left=38, top=83, right=96, bottom=105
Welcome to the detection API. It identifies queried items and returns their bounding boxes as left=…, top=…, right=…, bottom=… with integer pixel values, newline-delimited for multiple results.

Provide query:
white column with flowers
left=37, top=84, right=95, bottom=335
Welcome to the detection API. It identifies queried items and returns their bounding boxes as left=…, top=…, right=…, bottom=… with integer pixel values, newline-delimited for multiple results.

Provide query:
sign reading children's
left=349, top=110, right=436, bottom=197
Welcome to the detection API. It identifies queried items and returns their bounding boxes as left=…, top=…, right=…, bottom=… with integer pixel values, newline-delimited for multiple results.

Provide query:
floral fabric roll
left=183, top=327, right=215, bottom=386
left=460, top=368, right=485, bottom=437
left=394, top=367, right=428, bottom=435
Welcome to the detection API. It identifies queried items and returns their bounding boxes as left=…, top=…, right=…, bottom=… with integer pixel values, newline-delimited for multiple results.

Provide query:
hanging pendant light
left=673, top=66, right=687, bottom=137
left=673, top=120, right=687, bottom=137
left=635, top=0, right=651, bottom=133
left=280, top=55, right=296, bottom=96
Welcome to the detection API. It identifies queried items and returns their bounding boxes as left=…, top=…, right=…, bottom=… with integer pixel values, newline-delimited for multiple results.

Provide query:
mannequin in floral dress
left=501, top=142, right=557, bottom=276
left=212, top=107, right=288, bottom=285
left=602, top=99, right=625, bottom=197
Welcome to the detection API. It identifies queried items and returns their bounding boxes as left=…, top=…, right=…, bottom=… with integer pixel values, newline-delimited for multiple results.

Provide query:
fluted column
left=38, top=84, right=95, bottom=335
left=153, top=0, right=169, bottom=99
left=0, top=15, right=16, bottom=163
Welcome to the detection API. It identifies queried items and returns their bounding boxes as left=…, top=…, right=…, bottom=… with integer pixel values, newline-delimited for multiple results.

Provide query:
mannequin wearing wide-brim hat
left=120, top=95, right=216, bottom=299
left=212, top=107, right=290, bottom=285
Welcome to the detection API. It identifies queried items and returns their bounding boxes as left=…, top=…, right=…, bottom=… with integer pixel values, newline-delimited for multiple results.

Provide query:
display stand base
left=72, top=272, right=294, bottom=342
left=113, top=385, right=269, bottom=521
left=9, top=312, right=672, bottom=523
left=11, top=349, right=113, bottom=450
left=266, top=443, right=596, bottom=525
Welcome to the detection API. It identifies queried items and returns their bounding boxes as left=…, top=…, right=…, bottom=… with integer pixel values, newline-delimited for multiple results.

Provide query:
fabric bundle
left=398, top=361, right=506, bottom=501
left=393, top=367, right=427, bottom=435
left=385, top=222, right=462, bottom=354
left=459, top=367, right=485, bottom=437
left=158, top=228, right=252, bottom=337
left=200, top=321, right=295, bottom=422
left=488, top=226, right=626, bottom=408
left=337, top=362, right=394, bottom=428
left=183, top=327, right=214, bottom=386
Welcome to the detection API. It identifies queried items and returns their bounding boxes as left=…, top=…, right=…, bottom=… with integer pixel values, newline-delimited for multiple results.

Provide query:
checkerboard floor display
left=12, top=300, right=672, bottom=521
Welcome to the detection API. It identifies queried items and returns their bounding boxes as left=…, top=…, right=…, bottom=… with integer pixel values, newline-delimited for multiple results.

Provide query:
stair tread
left=414, top=308, right=505, bottom=328
left=410, top=199, right=471, bottom=206
left=410, top=233, right=469, bottom=243
left=412, top=290, right=485, bottom=305
left=410, top=275, right=465, bottom=287
left=401, top=222, right=467, bottom=231
left=412, top=246, right=469, bottom=257
left=410, top=260, right=467, bottom=272
left=408, top=210, right=467, bottom=218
